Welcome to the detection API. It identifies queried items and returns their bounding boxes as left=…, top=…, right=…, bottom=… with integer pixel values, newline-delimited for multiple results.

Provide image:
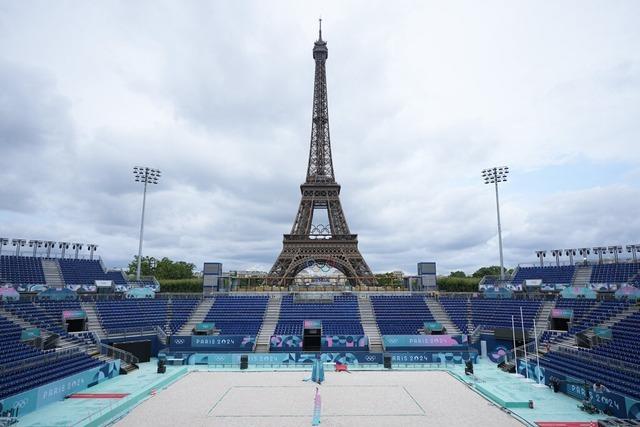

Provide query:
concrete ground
left=115, top=370, right=523, bottom=427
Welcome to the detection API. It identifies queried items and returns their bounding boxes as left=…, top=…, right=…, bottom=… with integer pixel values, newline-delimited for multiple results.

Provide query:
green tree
left=449, top=271, right=467, bottom=278
left=127, top=256, right=195, bottom=280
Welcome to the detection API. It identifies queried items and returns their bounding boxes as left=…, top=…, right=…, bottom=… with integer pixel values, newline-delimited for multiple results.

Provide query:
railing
left=0, top=347, right=81, bottom=376
left=469, top=324, right=483, bottom=343
left=553, top=343, right=640, bottom=376
left=99, top=343, right=139, bottom=366
left=103, top=326, right=159, bottom=338
left=156, top=325, right=168, bottom=345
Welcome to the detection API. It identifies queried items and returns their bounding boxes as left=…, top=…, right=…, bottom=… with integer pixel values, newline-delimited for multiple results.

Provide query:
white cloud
left=0, top=1, right=639, bottom=275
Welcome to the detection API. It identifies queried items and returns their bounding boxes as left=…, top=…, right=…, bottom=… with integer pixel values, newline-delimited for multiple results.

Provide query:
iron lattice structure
left=268, top=23, right=376, bottom=286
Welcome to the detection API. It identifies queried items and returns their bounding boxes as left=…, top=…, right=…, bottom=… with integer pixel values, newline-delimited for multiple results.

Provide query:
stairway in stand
left=358, top=295, right=383, bottom=353
left=424, top=297, right=461, bottom=335
left=42, top=258, right=65, bottom=288
left=572, top=265, right=592, bottom=286
left=529, top=300, right=554, bottom=340
left=81, top=301, right=106, bottom=339
left=255, top=295, right=282, bottom=353
left=177, top=297, right=215, bottom=335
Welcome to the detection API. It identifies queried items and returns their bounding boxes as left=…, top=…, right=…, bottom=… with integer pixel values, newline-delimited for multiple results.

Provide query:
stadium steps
left=424, top=297, right=461, bottom=335
left=571, top=265, right=592, bottom=286
left=255, top=295, right=282, bottom=353
left=81, top=301, right=106, bottom=339
left=41, top=258, right=65, bottom=288
left=465, top=299, right=474, bottom=334
left=164, top=298, right=173, bottom=333
left=529, top=300, right=554, bottom=339
left=357, top=295, right=383, bottom=353
left=177, top=297, right=215, bottom=335
left=581, top=304, right=639, bottom=342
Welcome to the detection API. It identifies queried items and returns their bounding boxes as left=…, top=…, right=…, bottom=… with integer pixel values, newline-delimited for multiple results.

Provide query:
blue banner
left=179, top=352, right=382, bottom=366
left=383, top=334, right=469, bottom=350
left=390, top=351, right=478, bottom=364
left=169, top=335, right=255, bottom=351
left=0, top=360, right=120, bottom=418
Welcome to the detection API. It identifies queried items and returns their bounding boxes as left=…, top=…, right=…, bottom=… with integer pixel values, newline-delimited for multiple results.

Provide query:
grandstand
left=2, top=245, right=640, bottom=424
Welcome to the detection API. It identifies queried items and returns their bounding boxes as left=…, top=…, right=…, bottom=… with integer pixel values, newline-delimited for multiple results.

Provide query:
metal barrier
left=99, top=343, right=139, bottom=366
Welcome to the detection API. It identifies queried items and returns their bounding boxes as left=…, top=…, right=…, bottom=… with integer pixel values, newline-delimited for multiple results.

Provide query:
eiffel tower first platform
left=268, top=22, right=376, bottom=286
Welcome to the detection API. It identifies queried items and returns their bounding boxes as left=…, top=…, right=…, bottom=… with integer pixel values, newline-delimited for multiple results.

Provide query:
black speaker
left=383, top=355, right=392, bottom=369
left=240, top=355, right=248, bottom=370
left=157, top=360, right=166, bottom=374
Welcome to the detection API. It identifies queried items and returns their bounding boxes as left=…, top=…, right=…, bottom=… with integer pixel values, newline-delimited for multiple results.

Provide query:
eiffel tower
left=268, top=21, right=376, bottom=286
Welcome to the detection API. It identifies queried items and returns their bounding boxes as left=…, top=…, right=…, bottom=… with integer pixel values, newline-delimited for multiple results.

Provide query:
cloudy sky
left=1, top=1, right=639, bottom=275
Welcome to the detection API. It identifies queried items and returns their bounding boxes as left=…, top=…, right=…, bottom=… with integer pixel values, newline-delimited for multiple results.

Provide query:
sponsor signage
left=169, top=335, right=255, bottom=351
left=551, top=308, right=573, bottom=319
left=0, top=360, right=120, bottom=418
left=382, top=334, right=469, bottom=350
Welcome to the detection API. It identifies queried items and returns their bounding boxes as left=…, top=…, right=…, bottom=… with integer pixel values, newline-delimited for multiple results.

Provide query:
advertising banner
left=169, top=335, right=255, bottom=351
left=390, top=350, right=478, bottom=364
left=382, top=334, right=468, bottom=350
left=0, top=360, right=120, bottom=418
left=551, top=308, right=573, bottom=319
left=183, top=352, right=382, bottom=366
left=62, top=310, right=87, bottom=320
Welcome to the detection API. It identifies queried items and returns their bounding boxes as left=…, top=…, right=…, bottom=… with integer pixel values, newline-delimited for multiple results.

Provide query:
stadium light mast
left=43, top=241, right=56, bottom=258
left=564, top=249, right=576, bottom=266
left=133, top=166, right=161, bottom=281
left=608, top=245, right=622, bottom=264
left=482, top=166, right=509, bottom=280
left=627, top=244, right=638, bottom=263
left=535, top=250, right=546, bottom=267
left=12, top=239, right=26, bottom=256
left=28, top=240, right=43, bottom=257
left=0, top=238, right=8, bottom=256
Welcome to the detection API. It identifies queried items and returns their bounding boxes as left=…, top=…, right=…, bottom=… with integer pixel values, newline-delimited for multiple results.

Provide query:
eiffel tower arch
left=268, top=21, right=376, bottom=287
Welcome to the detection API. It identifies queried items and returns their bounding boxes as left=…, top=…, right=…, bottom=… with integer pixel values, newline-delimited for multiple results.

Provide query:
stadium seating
left=0, top=313, right=102, bottom=400
left=439, top=297, right=471, bottom=333
left=0, top=255, right=46, bottom=285
left=590, top=262, right=640, bottom=283
left=59, top=259, right=120, bottom=285
left=274, top=295, right=363, bottom=335
left=96, top=298, right=168, bottom=333
left=511, top=266, right=575, bottom=284
left=370, top=295, right=434, bottom=335
left=166, top=297, right=200, bottom=334
left=470, top=298, right=542, bottom=330
left=204, top=295, right=268, bottom=335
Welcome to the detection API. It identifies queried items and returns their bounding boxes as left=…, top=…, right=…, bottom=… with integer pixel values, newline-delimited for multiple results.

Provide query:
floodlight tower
left=565, top=249, right=576, bottom=265
left=627, top=245, right=638, bottom=263
left=482, top=166, right=509, bottom=279
left=551, top=249, right=562, bottom=267
left=133, top=166, right=161, bottom=281
left=59, top=242, right=70, bottom=258
left=72, top=243, right=83, bottom=259
left=87, top=244, right=98, bottom=260
left=12, top=239, right=26, bottom=256
left=28, top=240, right=43, bottom=257
left=43, top=241, right=56, bottom=258
left=535, top=250, right=546, bottom=267
left=593, top=247, right=607, bottom=264
left=0, top=238, right=9, bottom=256
left=578, top=248, right=591, bottom=265
left=608, top=245, right=622, bottom=264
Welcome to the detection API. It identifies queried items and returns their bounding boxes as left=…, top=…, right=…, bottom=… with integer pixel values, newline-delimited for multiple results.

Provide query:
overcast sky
left=1, top=1, right=639, bottom=275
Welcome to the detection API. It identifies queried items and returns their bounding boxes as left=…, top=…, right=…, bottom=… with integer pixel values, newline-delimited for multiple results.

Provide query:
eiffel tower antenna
left=268, top=23, right=376, bottom=287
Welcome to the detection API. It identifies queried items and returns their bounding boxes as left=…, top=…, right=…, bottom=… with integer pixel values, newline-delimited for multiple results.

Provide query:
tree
left=449, top=271, right=467, bottom=278
left=127, top=256, right=195, bottom=280
left=471, top=266, right=514, bottom=278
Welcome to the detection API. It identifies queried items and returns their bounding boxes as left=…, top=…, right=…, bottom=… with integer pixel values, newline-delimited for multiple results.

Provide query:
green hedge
left=159, top=278, right=203, bottom=293
left=436, top=277, right=480, bottom=292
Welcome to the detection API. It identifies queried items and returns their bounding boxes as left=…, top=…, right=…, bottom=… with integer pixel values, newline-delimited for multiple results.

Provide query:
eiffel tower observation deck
left=268, top=21, right=376, bottom=287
